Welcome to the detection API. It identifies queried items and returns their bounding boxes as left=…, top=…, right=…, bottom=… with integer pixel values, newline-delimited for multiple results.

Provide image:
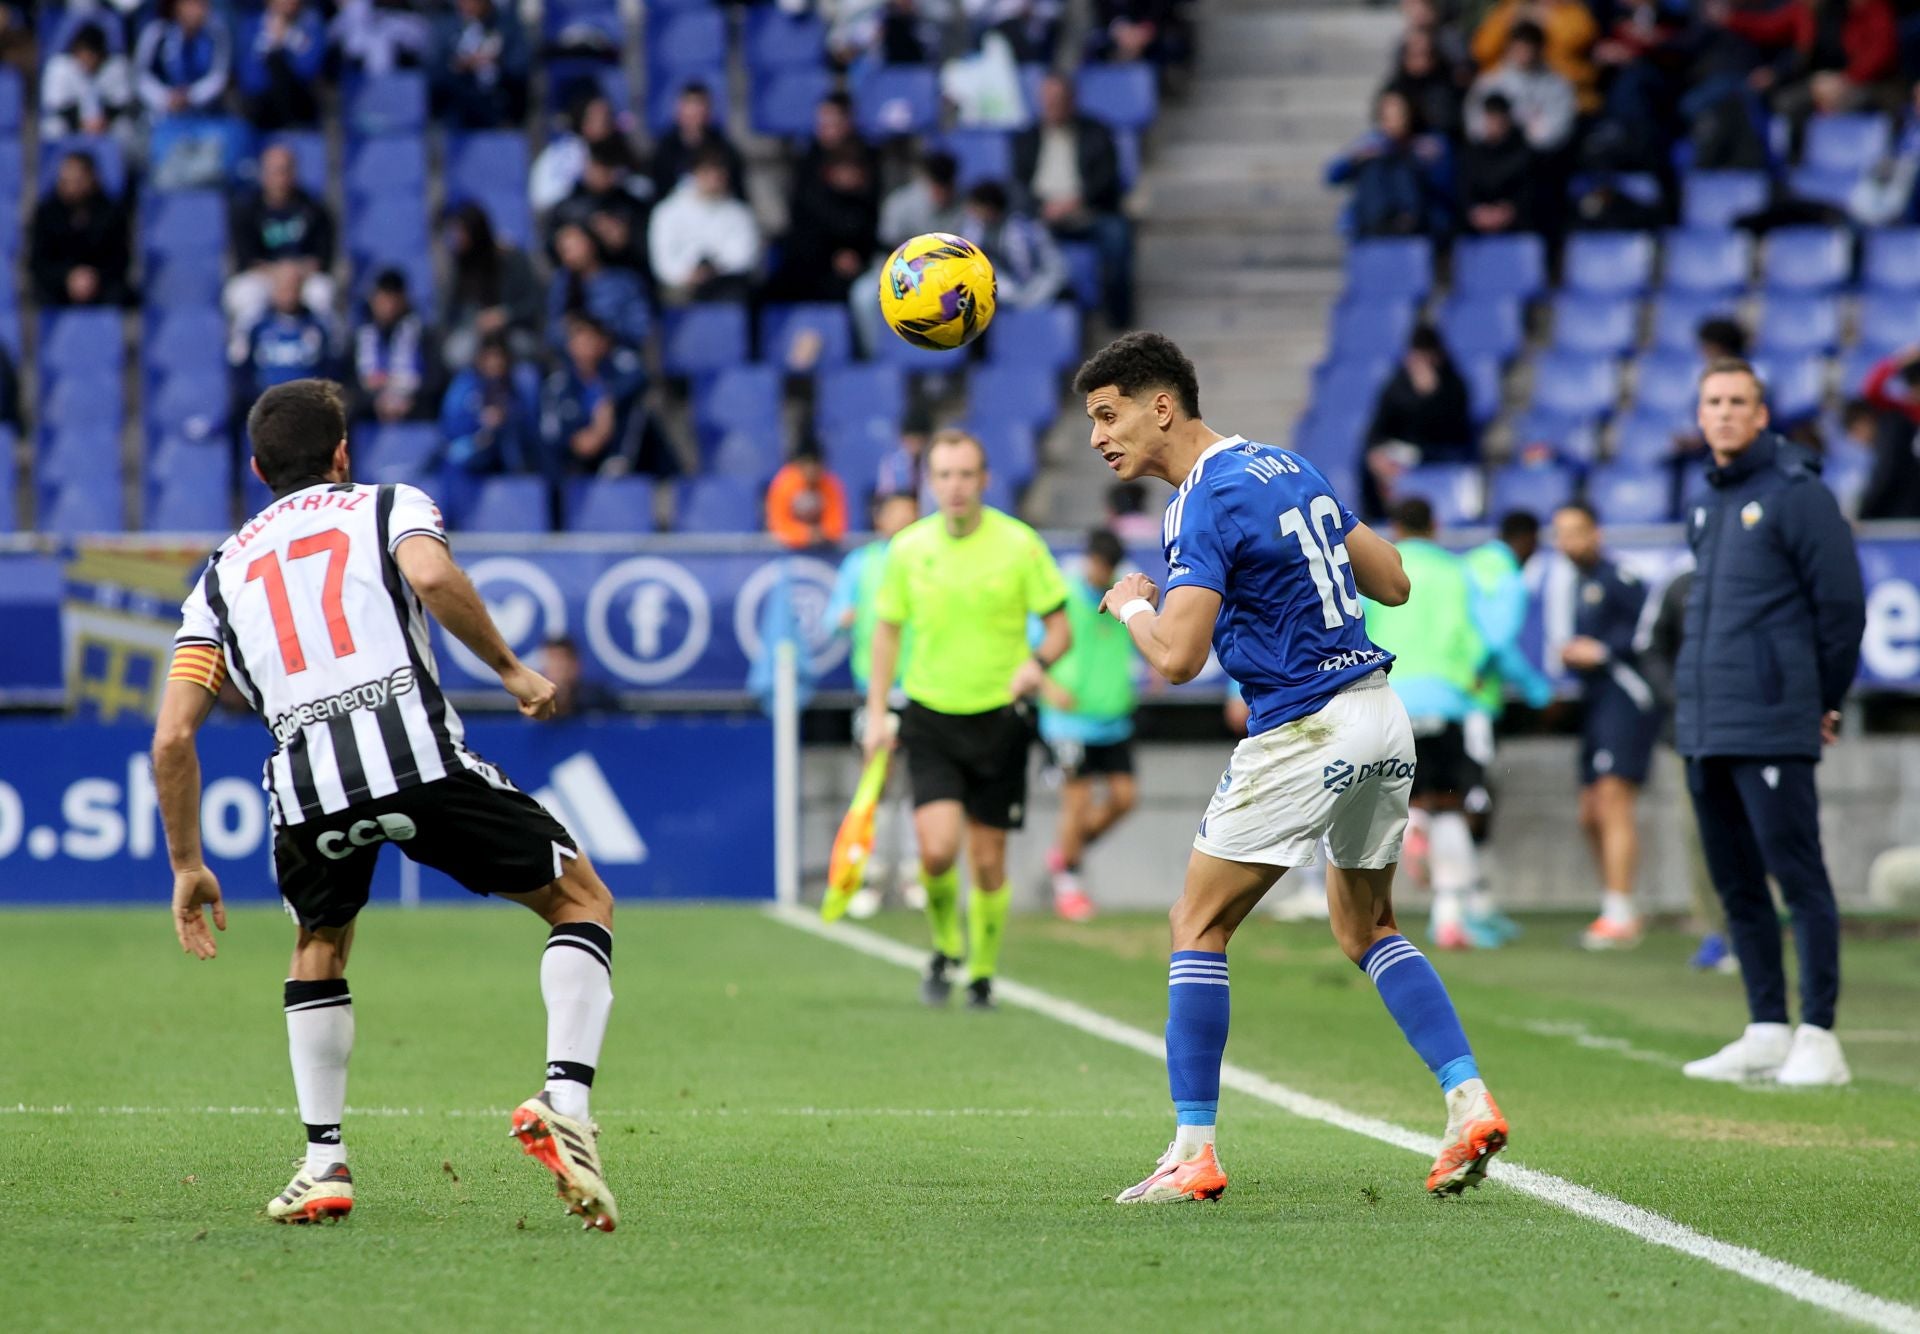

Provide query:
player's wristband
left=1119, top=598, right=1155, bottom=625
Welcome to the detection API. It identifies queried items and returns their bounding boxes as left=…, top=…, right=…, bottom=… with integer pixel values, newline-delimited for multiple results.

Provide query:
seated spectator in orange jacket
left=1471, top=0, right=1599, bottom=113
left=766, top=443, right=849, bottom=549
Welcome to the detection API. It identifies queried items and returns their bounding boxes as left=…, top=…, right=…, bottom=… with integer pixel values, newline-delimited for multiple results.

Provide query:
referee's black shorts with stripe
left=273, top=767, right=577, bottom=930
left=900, top=700, right=1034, bottom=829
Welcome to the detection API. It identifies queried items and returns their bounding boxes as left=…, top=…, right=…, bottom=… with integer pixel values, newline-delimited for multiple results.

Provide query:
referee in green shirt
left=865, top=429, right=1072, bottom=1009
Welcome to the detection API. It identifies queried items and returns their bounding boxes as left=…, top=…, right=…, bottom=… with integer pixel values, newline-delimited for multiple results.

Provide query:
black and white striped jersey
left=174, top=481, right=489, bottom=828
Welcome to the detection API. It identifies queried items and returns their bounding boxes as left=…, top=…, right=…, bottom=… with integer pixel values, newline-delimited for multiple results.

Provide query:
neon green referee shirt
left=875, top=507, right=1070, bottom=715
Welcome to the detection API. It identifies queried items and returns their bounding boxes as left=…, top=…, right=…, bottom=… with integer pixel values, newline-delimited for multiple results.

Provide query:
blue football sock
left=1359, top=935, right=1479, bottom=1092
left=1166, top=951, right=1229, bottom=1128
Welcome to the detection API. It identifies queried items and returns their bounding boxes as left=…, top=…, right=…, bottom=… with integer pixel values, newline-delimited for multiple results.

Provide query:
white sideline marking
left=1508, top=1018, right=1686, bottom=1068
left=769, top=905, right=1920, bottom=1334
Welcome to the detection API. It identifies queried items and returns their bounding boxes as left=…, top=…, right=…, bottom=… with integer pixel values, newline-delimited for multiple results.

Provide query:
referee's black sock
left=542, top=923, right=614, bottom=1121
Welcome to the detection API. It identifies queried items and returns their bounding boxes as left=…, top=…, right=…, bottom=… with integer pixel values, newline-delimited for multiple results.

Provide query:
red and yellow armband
left=167, top=641, right=228, bottom=695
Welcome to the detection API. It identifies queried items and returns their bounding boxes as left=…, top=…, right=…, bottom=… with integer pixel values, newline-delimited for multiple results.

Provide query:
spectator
left=797, top=93, right=878, bottom=209
left=226, top=144, right=336, bottom=350
left=1590, top=0, right=1683, bottom=158
left=236, top=0, right=325, bottom=130
left=1468, top=22, right=1575, bottom=155
left=134, top=0, right=231, bottom=119
left=29, top=151, right=130, bottom=308
left=243, top=261, right=333, bottom=395
left=647, top=147, right=763, bottom=306
left=1719, top=0, right=1897, bottom=124
left=1400, top=0, right=1471, bottom=72
left=649, top=82, right=747, bottom=201
left=1364, top=324, right=1474, bottom=514
left=875, top=407, right=936, bottom=501
left=1084, top=0, right=1191, bottom=69
left=1570, top=176, right=1666, bottom=231
left=1471, top=0, right=1598, bottom=113
left=966, top=0, right=1062, bottom=65
left=350, top=268, right=435, bottom=424
left=766, top=441, right=851, bottom=549
left=549, top=138, right=653, bottom=277
left=439, top=333, right=541, bottom=476
left=530, top=92, right=633, bottom=214
left=1857, top=346, right=1920, bottom=517
left=330, top=0, right=433, bottom=76
left=1386, top=24, right=1465, bottom=141
left=40, top=21, right=136, bottom=151
left=960, top=181, right=1067, bottom=310
left=536, top=635, right=619, bottom=718
left=442, top=201, right=542, bottom=369
left=1457, top=92, right=1537, bottom=235
left=1827, top=397, right=1881, bottom=517
left=549, top=221, right=652, bottom=350
left=541, top=314, right=670, bottom=478
left=436, top=0, right=529, bottom=129
left=1325, top=88, right=1452, bottom=238
left=1014, top=72, right=1135, bottom=327
left=769, top=146, right=880, bottom=304
left=828, top=0, right=940, bottom=68
left=1699, top=316, right=1749, bottom=363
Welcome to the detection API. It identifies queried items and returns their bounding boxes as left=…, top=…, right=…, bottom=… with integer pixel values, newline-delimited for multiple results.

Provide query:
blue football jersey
left=1162, top=436, right=1392, bottom=736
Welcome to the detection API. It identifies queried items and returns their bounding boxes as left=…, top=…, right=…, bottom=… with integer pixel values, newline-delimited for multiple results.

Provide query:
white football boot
left=1681, top=1022, right=1792, bottom=1082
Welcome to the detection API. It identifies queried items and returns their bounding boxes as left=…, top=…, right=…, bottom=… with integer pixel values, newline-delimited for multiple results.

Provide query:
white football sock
left=284, top=979, right=353, bottom=1173
left=1173, top=1122, right=1217, bottom=1158
left=1601, top=891, right=1638, bottom=926
left=542, top=923, right=615, bottom=1121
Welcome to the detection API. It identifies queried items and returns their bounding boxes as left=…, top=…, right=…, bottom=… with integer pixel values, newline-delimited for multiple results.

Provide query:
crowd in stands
left=1309, top=0, right=1920, bottom=530
left=10, top=0, right=1193, bottom=537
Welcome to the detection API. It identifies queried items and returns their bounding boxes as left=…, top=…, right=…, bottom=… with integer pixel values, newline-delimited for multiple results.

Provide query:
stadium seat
left=872, top=329, right=963, bottom=373
left=143, top=191, right=227, bottom=258
left=648, top=65, right=729, bottom=137
left=1059, top=240, right=1102, bottom=310
left=1342, top=238, right=1432, bottom=299
left=346, top=136, right=428, bottom=201
left=456, top=475, right=550, bottom=532
left=1074, top=62, right=1158, bottom=132
left=1751, top=354, right=1825, bottom=420
left=1327, top=298, right=1416, bottom=360
left=695, top=365, right=783, bottom=443
left=0, top=67, right=21, bottom=135
left=1562, top=232, right=1656, bottom=297
left=1550, top=294, right=1638, bottom=358
left=853, top=66, right=941, bottom=139
left=1760, top=226, right=1851, bottom=293
left=40, top=310, right=124, bottom=376
left=259, top=130, right=329, bottom=195
left=1291, top=406, right=1369, bottom=478
left=1436, top=295, right=1523, bottom=364
left=676, top=476, right=761, bottom=533
left=147, top=371, right=231, bottom=435
left=0, top=431, right=11, bottom=532
left=1787, top=165, right=1857, bottom=212
left=663, top=304, right=751, bottom=378
left=455, top=187, right=534, bottom=249
left=1649, top=292, right=1736, bottom=353
left=40, top=135, right=128, bottom=198
left=1460, top=356, right=1503, bottom=425
left=1756, top=294, right=1840, bottom=356
left=985, top=303, right=1082, bottom=373
left=1528, top=351, right=1621, bottom=419
left=1857, top=291, right=1920, bottom=353
left=965, top=417, right=1039, bottom=492
left=1453, top=235, right=1547, bottom=300
left=1509, top=408, right=1601, bottom=460
left=1613, top=408, right=1693, bottom=466
left=1681, top=170, right=1769, bottom=229
left=818, top=419, right=897, bottom=497
left=1628, top=351, right=1705, bottom=418
left=147, top=308, right=231, bottom=368
left=39, top=423, right=121, bottom=485
left=751, top=68, right=836, bottom=139
left=744, top=6, right=827, bottom=72
left=1839, top=346, right=1884, bottom=396
left=147, top=475, right=234, bottom=532
left=150, top=437, right=233, bottom=492
left=1679, top=455, right=1715, bottom=512
left=1821, top=438, right=1873, bottom=507
left=1395, top=464, right=1483, bottom=526
left=1863, top=228, right=1920, bottom=292
left=359, top=423, right=440, bottom=484
left=45, top=373, right=124, bottom=430
left=940, top=129, right=1014, bottom=191
left=39, top=484, right=126, bottom=535
left=968, top=364, right=1059, bottom=433
left=1114, top=130, right=1142, bottom=191
left=447, top=132, right=528, bottom=201
left=1804, top=113, right=1890, bottom=175
left=1661, top=229, right=1752, bottom=294
left=0, top=308, right=23, bottom=359
left=145, top=255, right=225, bottom=316
left=816, top=365, right=906, bottom=434
left=1312, top=357, right=1395, bottom=411
left=709, top=424, right=785, bottom=488
left=1587, top=462, right=1674, bottom=524
left=567, top=476, right=658, bottom=534
left=1488, top=461, right=1577, bottom=517
left=648, top=6, right=727, bottom=74
left=760, top=303, right=855, bottom=371
left=346, top=73, right=428, bottom=137
left=548, top=60, right=632, bottom=117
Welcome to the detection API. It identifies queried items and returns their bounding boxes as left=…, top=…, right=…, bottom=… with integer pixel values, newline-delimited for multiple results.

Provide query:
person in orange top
left=765, top=441, right=849, bottom=549
left=1471, top=0, right=1600, bottom=113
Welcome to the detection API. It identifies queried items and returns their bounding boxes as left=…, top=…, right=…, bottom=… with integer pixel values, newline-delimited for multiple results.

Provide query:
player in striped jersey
left=153, top=379, right=621, bottom=1231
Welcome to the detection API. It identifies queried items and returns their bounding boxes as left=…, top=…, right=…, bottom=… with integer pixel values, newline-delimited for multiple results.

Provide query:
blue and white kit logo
left=1322, top=760, right=1357, bottom=793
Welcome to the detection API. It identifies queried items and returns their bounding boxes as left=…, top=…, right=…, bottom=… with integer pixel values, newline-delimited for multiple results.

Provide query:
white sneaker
left=1682, top=1023, right=1792, bottom=1082
left=1775, top=1024, right=1851, bottom=1087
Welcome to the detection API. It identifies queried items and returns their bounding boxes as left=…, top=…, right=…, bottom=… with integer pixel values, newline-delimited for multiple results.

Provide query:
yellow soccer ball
left=878, top=232, right=997, bottom=350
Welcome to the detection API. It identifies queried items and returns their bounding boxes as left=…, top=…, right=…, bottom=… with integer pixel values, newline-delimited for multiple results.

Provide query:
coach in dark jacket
left=1675, top=359, right=1865, bottom=1088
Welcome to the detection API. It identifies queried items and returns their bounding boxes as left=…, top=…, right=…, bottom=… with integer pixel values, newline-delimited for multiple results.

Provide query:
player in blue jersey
left=1072, top=332, right=1509, bottom=1203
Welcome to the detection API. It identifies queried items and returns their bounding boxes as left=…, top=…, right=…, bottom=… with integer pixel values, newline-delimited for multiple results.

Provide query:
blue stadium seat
left=872, top=329, right=963, bottom=373
left=1787, top=165, right=1857, bottom=212
left=144, top=191, right=228, bottom=258
left=751, top=68, right=835, bottom=139
left=1488, top=461, right=1576, bottom=517
left=1059, top=240, right=1102, bottom=310
left=358, top=423, right=440, bottom=484
left=1612, top=409, right=1693, bottom=466
left=854, top=66, right=941, bottom=139
left=567, top=476, right=658, bottom=533
left=1563, top=232, right=1656, bottom=297
left=1395, top=463, right=1483, bottom=526
left=346, top=73, right=428, bottom=137
left=968, top=364, right=1059, bottom=432
left=545, top=0, right=622, bottom=45
left=648, top=65, right=730, bottom=137
left=982, top=473, right=1017, bottom=512
left=455, top=187, right=534, bottom=249
left=695, top=365, right=783, bottom=443
left=1328, top=297, right=1415, bottom=359
left=148, top=371, right=231, bottom=435
left=816, top=365, right=906, bottom=433
left=663, top=304, right=750, bottom=378
left=1550, top=294, right=1638, bottom=358
left=1751, top=354, right=1824, bottom=420
left=41, top=310, right=124, bottom=376
left=148, top=475, right=234, bottom=532
left=1804, top=114, right=1890, bottom=175
left=147, top=309, right=231, bottom=374
left=1509, top=408, right=1601, bottom=460
left=1114, top=130, right=1142, bottom=191
left=1291, top=406, right=1369, bottom=477
left=1628, top=351, right=1705, bottom=418
left=1838, top=346, right=1884, bottom=396
left=1437, top=294, right=1523, bottom=364
left=676, top=476, right=761, bottom=533
left=965, top=417, right=1039, bottom=492
left=1460, top=356, right=1503, bottom=425
left=940, top=129, right=1014, bottom=191
left=259, top=130, right=330, bottom=195
left=1681, top=170, right=1768, bottom=229
left=1760, top=226, right=1850, bottom=293
left=1863, top=228, right=1920, bottom=292
left=744, top=6, right=827, bottom=72
left=456, top=475, right=550, bottom=532
left=1528, top=351, right=1620, bottom=419
left=548, top=61, right=632, bottom=117
left=710, top=425, right=785, bottom=488
left=39, top=426, right=122, bottom=489
left=45, top=373, right=124, bottom=430
left=1661, top=229, right=1752, bottom=294
left=1452, top=235, right=1546, bottom=299
left=0, top=197, right=18, bottom=258
left=150, top=437, right=234, bottom=491
left=986, top=303, right=1082, bottom=373
left=1587, top=462, right=1673, bottom=524
left=40, top=484, right=126, bottom=535
left=1075, top=62, right=1158, bottom=132
left=0, top=66, right=21, bottom=135
left=1649, top=292, right=1736, bottom=353
left=1312, top=356, right=1395, bottom=410
left=1755, top=294, right=1840, bottom=356
left=1343, top=238, right=1432, bottom=299
left=0, top=308, right=24, bottom=358
left=447, top=132, right=528, bottom=198
left=648, top=6, right=727, bottom=74
left=1857, top=290, right=1920, bottom=353
left=819, top=419, right=897, bottom=498
left=346, top=136, right=427, bottom=199
left=760, top=302, right=854, bottom=370
left=40, top=135, right=127, bottom=198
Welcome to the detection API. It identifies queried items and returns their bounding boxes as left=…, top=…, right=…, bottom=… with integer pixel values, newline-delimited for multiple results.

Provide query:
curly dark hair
left=1072, top=332, right=1201, bottom=420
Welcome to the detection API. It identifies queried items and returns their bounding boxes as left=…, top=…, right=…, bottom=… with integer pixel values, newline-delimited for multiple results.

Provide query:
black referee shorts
left=273, top=766, right=578, bottom=930
left=899, top=700, right=1034, bottom=830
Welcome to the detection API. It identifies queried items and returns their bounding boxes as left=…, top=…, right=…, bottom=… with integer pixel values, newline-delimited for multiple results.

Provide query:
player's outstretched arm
left=152, top=678, right=225, bottom=959
left=1344, top=523, right=1411, bottom=606
left=394, top=535, right=558, bottom=719
left=1102, top=574, right=1220, bottom=685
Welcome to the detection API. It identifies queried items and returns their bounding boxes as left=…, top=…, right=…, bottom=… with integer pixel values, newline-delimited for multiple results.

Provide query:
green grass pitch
left=4, top=905, right=1917, bottom=1332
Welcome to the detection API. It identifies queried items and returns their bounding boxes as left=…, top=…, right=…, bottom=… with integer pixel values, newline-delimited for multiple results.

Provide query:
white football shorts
left=1193, top=670, right=1414, bottom=870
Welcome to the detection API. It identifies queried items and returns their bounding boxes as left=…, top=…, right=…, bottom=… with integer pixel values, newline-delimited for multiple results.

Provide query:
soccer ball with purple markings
left=878, top=232, right=998, bottom=351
